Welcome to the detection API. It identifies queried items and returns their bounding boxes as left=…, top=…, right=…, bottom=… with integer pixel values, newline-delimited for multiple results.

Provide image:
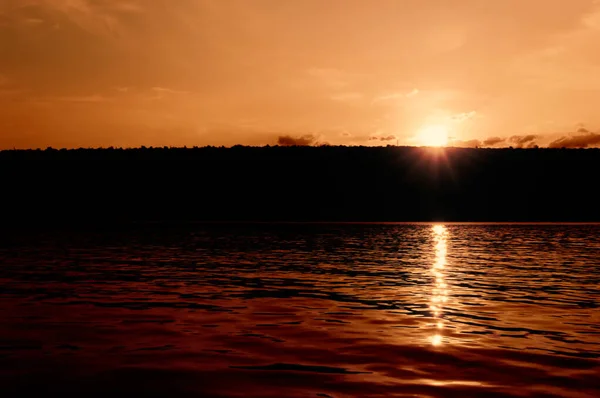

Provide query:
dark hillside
left=1, top=146, right=599, bottom=224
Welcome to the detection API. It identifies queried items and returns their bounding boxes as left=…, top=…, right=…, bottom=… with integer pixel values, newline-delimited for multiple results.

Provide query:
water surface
left=1, top=224, right=599, bottom=397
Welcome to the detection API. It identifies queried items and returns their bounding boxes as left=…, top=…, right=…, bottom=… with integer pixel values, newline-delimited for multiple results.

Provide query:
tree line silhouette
left=1, top=145, right=599, bottom=224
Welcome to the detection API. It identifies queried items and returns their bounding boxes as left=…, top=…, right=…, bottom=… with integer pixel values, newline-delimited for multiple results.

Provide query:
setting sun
left=417, top=125, right=449, bottom=147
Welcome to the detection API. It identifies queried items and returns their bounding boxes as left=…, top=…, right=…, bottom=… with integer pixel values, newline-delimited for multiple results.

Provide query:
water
left=1, top=223, right=599, bottom=397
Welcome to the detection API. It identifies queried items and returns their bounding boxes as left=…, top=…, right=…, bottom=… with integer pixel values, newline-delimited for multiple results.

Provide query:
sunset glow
left=417, top=125, right=449, bottom=147
left=2, top=1, right=600, bottom=149
left=2, top=2, right=600, bottom=396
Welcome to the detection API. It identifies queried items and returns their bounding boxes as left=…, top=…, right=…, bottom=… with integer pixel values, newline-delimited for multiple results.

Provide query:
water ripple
left=1, top=223, right=599, bottom=397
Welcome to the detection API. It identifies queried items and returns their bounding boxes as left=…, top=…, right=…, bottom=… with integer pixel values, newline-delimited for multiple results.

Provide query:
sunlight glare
left=432, top=224, right=445, bottom=234
left=430, top=224, right=448, bottom=346
left=417, top=125, right=449, bottom=147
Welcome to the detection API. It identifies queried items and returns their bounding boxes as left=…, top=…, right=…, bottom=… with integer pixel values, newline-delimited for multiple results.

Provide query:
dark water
left=1, top=224, right=599, bottom=397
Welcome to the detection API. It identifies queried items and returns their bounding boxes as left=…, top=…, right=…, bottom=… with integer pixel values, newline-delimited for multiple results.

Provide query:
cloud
left=277, top=134, right=324, bottom=146
left=369, top=135, right=397, bottom=142
left=548, top=132, right=600, bottom=148
left=15, top=1, right=117, bottom=34
left=446, top=130, right=600, bottom=149
left=29, top=94, right=108, bottom=103
left=406, top=88, right=420, bottom=98
left=36, top=0, right=144, bottom=16
left=149, top=87, right=191, bottom=100
left=509, top=134, right=538, bottom=148
left=151, top=87, right=189, bottom=95
left=452, top=111, right=477, bottom=122
left=0, top=0, right=146, bottom=40
left=483, top=136, right=506, bottom=146
left=372, top=89, right=419, bottom=103
left=22, top=17, right=45, bottom=25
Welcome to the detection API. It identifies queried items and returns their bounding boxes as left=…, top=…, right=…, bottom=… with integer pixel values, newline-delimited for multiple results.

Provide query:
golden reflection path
left=430, top=224, right=448, bottom=346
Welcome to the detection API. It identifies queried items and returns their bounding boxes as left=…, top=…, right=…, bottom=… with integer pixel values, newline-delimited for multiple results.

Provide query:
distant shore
left=2, top=146, right=599, bottom=224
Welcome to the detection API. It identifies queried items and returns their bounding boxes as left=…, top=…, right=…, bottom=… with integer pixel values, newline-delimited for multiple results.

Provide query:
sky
left=2, top=0, right=600, bottom=149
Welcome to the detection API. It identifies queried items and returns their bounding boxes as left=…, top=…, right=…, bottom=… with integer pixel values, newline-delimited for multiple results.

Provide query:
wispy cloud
left=151, top=87, right=190, bottom=95
left=372, top=89, right=419, bottom=104
left=22, top=17, right=45, bottom=25
left=37, top=94, right=108, bottom=103
left=12, top=0, right=145, bottom=36
left=149, top=87, right=191, bottom=100
left=33, top=0, right=144, bottom=15
left=368, top=134, right=397, bottom=142
left=406, top=88, right=420, bottom=98
left=452, top=111, right=477, bottom=122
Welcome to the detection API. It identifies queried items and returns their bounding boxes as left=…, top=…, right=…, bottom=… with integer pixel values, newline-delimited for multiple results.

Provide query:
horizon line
left=2, top=145, right=599, bottom=151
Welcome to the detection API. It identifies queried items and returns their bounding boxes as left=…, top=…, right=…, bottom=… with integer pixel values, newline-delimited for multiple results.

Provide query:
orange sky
left=2, top=0, right=600, bottom=149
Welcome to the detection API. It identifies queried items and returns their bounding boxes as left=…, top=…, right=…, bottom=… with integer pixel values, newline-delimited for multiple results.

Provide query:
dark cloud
left=277, top=134, right=322, bottom=146
left=509, top=134, right=538, bottom=148
left=548, top=133, right=600, bottom=148
left=483, top=137, right=505, bottom=146
left=369, top=135, right=397, bottom=142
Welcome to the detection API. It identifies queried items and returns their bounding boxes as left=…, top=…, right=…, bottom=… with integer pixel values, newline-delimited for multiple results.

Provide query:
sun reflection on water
left=430, top=224, right=448, bottom=346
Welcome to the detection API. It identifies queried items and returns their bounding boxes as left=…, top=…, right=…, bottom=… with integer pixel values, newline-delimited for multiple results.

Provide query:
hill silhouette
left=1, top=146, right=599, bottom=224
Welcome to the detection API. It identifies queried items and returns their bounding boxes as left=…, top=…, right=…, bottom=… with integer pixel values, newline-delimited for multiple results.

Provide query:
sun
left=417, top=124, right=449, bottom=147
